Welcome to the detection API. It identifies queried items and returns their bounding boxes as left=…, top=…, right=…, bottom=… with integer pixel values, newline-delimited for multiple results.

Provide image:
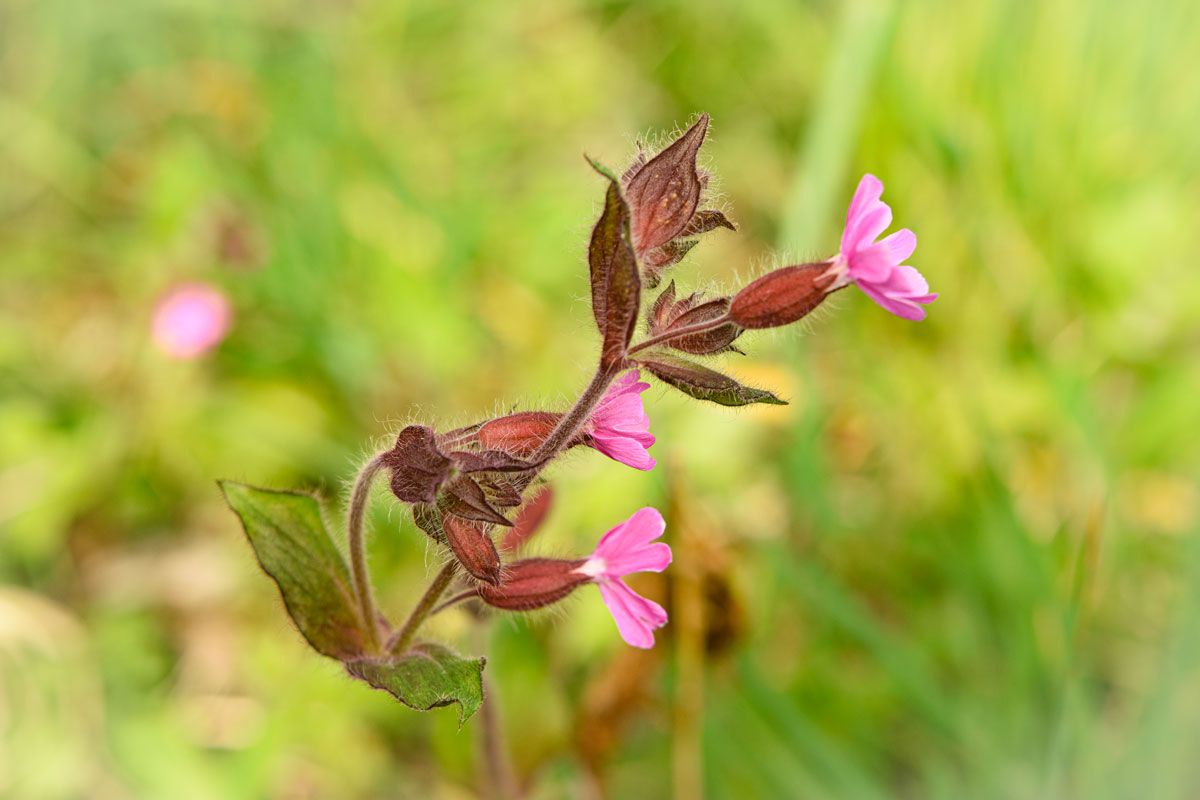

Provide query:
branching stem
left=626, top=313, right=734, bottom=357
left=530, top=366, right=616, bottom=462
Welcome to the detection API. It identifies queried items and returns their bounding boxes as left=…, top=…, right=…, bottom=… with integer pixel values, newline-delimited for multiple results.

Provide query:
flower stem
left=479, top=676, right=521, bottom=799
left=348, top=454, right=387, bottom=653
left=430, top=589, right=479, bottom=617
left=530, top=366, right=617, bottom=462
left=387, top=561, right=460, bottom=653
left=626, top=313, right=734, bottom=357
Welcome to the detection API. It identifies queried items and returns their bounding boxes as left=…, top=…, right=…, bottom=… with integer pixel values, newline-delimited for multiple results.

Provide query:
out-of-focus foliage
left=3, top=0, right=1199, bottom=797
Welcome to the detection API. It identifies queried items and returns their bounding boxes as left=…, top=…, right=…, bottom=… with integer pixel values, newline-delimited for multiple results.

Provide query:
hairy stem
left=626, top=313, right=734, bottom=356
left=479, top=676, right=521, bottom=799
left=348, top=454, right=387, bottom=653
left=387, top=561, right=460, bottom=653
left=530, top=366, right=617, bottom=462
left=430, top=589, right=480, bottom=617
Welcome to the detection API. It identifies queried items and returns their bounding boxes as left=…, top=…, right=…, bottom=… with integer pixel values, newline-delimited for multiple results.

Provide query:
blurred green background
left=3, top=0, right=1200, bottom=797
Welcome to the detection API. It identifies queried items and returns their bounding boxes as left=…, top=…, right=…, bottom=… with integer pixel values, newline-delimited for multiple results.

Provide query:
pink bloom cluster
left=584, top=370, right=656, bottom=471
left=576, top=507, right=671, bottom=648
left=152, top=283, right=232, bottom=359
left=827, top=174, right=937, bottom=321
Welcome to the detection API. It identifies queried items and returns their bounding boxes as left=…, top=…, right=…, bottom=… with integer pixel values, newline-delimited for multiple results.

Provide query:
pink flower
left=825, top=174, right=937, bottom=321
left=575, top=507, right=671, bottom=648
left=152, top=283, right=232, bottom=359
left=584, top=370, right=657, bottom=471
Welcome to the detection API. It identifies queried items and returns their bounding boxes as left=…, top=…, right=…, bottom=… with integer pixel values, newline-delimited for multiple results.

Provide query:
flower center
left=575, top=556, right=608, bottom=579
left=821, top=254, right=852, bottom=292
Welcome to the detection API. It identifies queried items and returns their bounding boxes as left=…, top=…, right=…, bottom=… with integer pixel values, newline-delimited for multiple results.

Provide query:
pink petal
left=594, top=507, right=666, bottom=561
left=608, top=369, right=645, bottom=395
left=879, top=228, right=917, bottom=264
left=602, top=541, right=672, bottom=576
left=590, top=431, right=657, bottom=471
left=845, top=174, right=884, bottom=232
left=593, top=393, right=651, bottom=432
left=597, top=580, right=667, bottom=649
left=843, top=205, right=893, bottom=255
left=846, top=243, right=898, bottom=283
left=889, top=265, right=932, bottom=295
left=152, top=283, right=232, bottom=359
left=856, top=273, right=937, bottom=321
left=593, top=370, right=648, bottom=413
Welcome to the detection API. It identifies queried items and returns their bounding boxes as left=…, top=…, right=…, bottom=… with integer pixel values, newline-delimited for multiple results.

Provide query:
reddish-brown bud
left=500, top=486, right=554, bottom=552
left=382, top=425, right=452, bottom=504
left=477, top=412, right=561, bottom=457
left=728, top=263, right=835, bottom=329
left=625, top=114, right=708, bottom=253
left=443, top=515, right=503, bottom=586
left=648, top=283, right=742, bottom=355
left=664, top=297, right=742, bottom=355
left=476, top=558, right=588, bottom=611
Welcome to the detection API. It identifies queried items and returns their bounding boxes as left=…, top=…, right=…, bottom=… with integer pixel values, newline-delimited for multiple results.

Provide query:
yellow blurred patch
left=1118, top=472, right=1199, bottom=536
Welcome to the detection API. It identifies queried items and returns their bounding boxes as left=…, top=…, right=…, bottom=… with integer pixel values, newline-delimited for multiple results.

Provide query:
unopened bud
left=625, top=114, right=708, bottom=253
left=501, top=486, right=554, bottom=551
left=382, top=425, right=452, bottom=504
left=478, top=412, right=562, bottom=457
left=728, top=262, right=835, bottom=329
left=443, top=514, right=503, bottom=585
left=664, top=297, right=742, bottom=355
left=476, top=558, right=588, bottom=611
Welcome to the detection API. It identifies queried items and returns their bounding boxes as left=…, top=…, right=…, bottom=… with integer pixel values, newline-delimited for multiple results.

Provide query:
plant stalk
left=388, top=561, right=460, bottom=653
left=347, top=454, right=387, bottom=653
left=530, top=366, right=616, bottom=462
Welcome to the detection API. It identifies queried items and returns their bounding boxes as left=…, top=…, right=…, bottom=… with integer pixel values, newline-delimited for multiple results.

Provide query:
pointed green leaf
left=346, top=642, right=486, bottom=726
left=219, top=481, right=367, bottom=659
left=637, top=352, right=787, bottom=407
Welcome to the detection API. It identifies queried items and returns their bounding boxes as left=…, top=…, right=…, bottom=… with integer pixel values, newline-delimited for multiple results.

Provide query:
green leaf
left=346, top=642, right=487, bottom=725
left=637, top=352, right=787, bottom=407
left=219, top=481, right=367, bottom=660
left=583, top=153, right=620, bottom=183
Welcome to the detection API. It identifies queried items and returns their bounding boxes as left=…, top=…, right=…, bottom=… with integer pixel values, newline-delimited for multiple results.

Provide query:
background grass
left=3, top=0, right=1200, bottom=797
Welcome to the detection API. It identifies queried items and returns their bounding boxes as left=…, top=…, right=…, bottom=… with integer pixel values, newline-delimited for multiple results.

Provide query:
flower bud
left=476, top=558, right=588, bottom=611
left=728, top=262, right=835, bottom=329
left=624, top=114, right=708, bottom=254
left=442, top=514, right=503, bottom=586
left=501, top=486, right=554, bottom=551
left=478, top=412, right=562, bottom=457
left=382, top=425, right=452, bottom=504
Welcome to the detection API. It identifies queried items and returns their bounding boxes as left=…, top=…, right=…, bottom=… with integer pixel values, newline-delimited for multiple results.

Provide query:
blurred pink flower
left=576, top=507, right=671, bottom=649
left=152, top=283, right=232, bottom=359
left=584, top=370, right=657, bottom=471
left=826, top=174, right=937, bottom=321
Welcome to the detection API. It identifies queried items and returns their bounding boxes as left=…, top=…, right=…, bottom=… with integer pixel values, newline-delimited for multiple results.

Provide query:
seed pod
left=476, top=558, right=588, bottom=611
left=443, top=515, right=503, bottom=586
left=624, top=114, right=708, bottom=253
left=728, top=263, right=835, bottom=329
